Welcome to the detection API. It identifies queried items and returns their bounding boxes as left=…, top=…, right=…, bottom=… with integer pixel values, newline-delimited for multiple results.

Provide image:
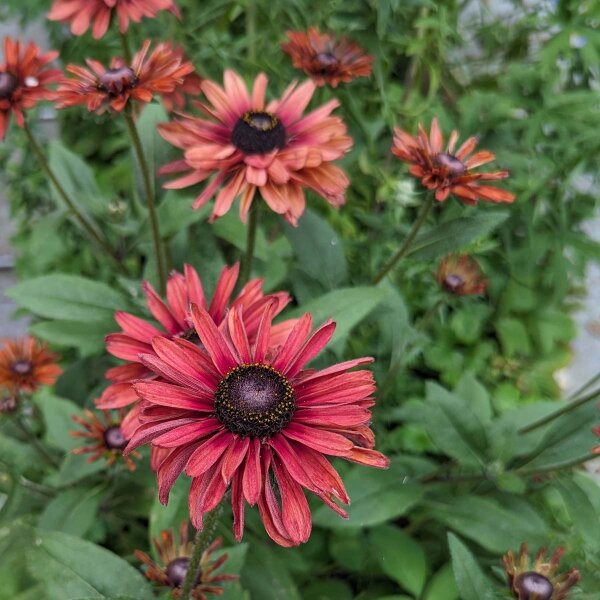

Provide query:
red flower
left=281, top=27, right=373, bottom=88
left=56, top=40, right=194, bottom=113
left=0, top=336, right=62, bottom=393
left=158, top=70, right=352, bottom=225
left=436, top=254, right=487, bottom=296
left=392, top=118, right=515, bottom=204
left=48, top=0, right=181, bottom=40
left=0, top=37, right=61, bottom=140
left=161, top=46, right=203, bottom=112
left=126, top=302, right=389, bottom=547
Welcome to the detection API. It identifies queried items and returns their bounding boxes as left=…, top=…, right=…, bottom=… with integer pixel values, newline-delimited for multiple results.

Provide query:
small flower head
left=281, top=27, right=373, bottom=88
left=0, top=37, right=61, bottom=140
left=158, top=70, right=353, bottom=225
left=71, top=409, right=139, bottom=471
left=56, top=40, right=194, bottom=113
left=48, top=0, right=181, bottom=40
left=436, top=254, right=487, bottom=296
left=135, top=522, right=237, bottom=598
left=0, top=336, right=62, bottom=393
left=0, top=389, right=18, bottom=414
left=392, top=118, right=515, bottom=205
left=503, top=543, right=581, bottom=600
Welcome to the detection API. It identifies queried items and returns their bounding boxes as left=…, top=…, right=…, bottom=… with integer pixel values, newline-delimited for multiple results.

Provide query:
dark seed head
left=231, top=111, right=286, bottom=155
left=103, top=425, right=127, bottom=450
left=11, top=360, right=32, bottom=375
left=176, top=328, right=201, bottom=346
left=98, top=67, right=137, bottom=96
left=435, top=152, right=466, bottom=177
left=166, top=557, right=194, bottom=588
left=0, top=72, right=18, bottom=99
left=316, top=51, right=340, bottom=72
left=514, top=572, right=554, bottom=600
left=215, top=363, right=295, bottom=438
left=443, top=273, right=464, bottom=293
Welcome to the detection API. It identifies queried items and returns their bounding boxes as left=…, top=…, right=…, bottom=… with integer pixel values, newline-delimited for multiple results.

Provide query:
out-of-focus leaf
left=35, top=389, right=83, bottom=452
left=302, top=579, right=353, bottom=600
left=423, top=563, right=460, bottom=600
left=448, top=534, right=494, bottom=600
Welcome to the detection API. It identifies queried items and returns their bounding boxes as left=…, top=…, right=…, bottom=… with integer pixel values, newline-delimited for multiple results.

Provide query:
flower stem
left=119, top=31, right=133, bottom=64
left=123, top=108, right=167, bottom=292
left=373, top=194, right=435, bottom=284
left=180, top=502, right=224, bottom=600
left=246, top=0, right=257, bottom=62
left=14, top=415, right=59, bottom=469
left=240, top=201, right=259, bottom=286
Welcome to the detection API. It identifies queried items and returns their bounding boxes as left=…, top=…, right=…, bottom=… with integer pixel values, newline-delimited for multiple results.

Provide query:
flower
left=158, top=70, right=353, bottom=225
left=161, top=46, right=203, bottom=112
left=48, top=0, right=181, bottom=40
left=0, top=37, right=61, bottom=140
left=135, top=522, right=237, bottom=598
left=281, top=27, right=373, bottom=88
left=96, top=263, right=292, bottom=442
left=0, top=389, right=18, bottom=414
left=56, top=40, right=194, bottom=113
left=126, top=302, right=389, bottom=547
left=392, top=118, right=515, bottom=204
left=503, top=543, right=580, bottom=600
left=0, top=336, right=62, bottom=393
left=71, top=409, right=140, bottom=471
left=436, top=254, right=487, bottom=296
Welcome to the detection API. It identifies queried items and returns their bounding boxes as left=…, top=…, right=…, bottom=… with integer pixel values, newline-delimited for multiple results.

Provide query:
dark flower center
left=231, top=111, right=286, bottom=155
left=0, top=72, right=18, bottom=99
left=98, top=67, right=137, bottom=96
left=215, top=363, right=295, bottom=438
left=166, top=557, right=197, bottom=588
left=435, top=153, right=466, bottom=176
left=103, top=425, right=127, bottom=450
left=514, top=571, right=554, bottom=600
left=11, top=360, right=32, bottom=375
left=176, top=328, right=201, bottom=346
left=443, top=273, right=464, bottom=292
left=316, top=51, right=340, bottom=71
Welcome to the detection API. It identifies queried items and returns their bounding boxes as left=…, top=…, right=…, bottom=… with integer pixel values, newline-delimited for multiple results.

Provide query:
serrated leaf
left=448, top=534, right=494, bottom=600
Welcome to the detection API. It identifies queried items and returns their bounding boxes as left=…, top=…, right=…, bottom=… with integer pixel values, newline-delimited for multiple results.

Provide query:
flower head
left=503, top=543, right=580, bottom=600
left=135, top=522, right=237, bottom=598
left=281, top=27, right=373, bottom=88
left=161, top=47, right=203, bottom=112
left=392, top=118, right=515, bottom=204
left=48, top=0, right=181, bottom=40
left=0, top=336, right=62, bottom=393
left=71, top=409, right=139, bottom=471
left=56, top=40, right=194, bottom=113
left=0, top=37, right=61, bottom=140
left=158, top=70, right=353, bottom=225
left=436, top=254, right=487, bottom=296
left=126, top=302, right=389, bottom=547
left=0, top=389, right=18, bottom=414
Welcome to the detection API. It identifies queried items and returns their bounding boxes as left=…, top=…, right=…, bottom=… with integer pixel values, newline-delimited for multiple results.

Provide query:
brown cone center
left=11, top=359, right=32, bottom=375
left=316, top=51, right=340, bottom=70
left=443, top=273, right=464, bottom=292
left=0, top=72, right=17, bottom=99
left=514, top=571, right=554, bottom=600
left=103, top=425, right=127, bottom=450
left=98, top=67, right=137, bottom=95
left=435, top=152, right=466, bottom=176
left=231, top=111, right=286, bottom=155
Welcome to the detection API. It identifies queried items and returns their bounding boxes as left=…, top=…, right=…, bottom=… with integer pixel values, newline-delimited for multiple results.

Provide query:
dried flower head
left=158, top=70, right=352, bottom=225
left=135, top=522, right=237, bottom=598
left=0, top=336, right=62, bottom=393
left=503, top=543, right=580, bottom=600
left=392, top=117, right=515, bottom=205
left=56, top=40, right=194, bottom=113
left=436, top=254, right=487, bottom=296
left=281, top=27, right=373, bottom=87
left=48, top=0, right=181, bottom=40
left=71, top=409, right=140, bottom=471
left=0, top=37, right=61, bottom=140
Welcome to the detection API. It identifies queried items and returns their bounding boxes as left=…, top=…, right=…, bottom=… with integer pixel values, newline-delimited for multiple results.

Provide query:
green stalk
left=239, top=201, right=259, bottom=286
left=119, top=31, right=133, bottom=64
left=246, top=0, right=257, bottom=62
left=14, top=416, right=59, bottom=469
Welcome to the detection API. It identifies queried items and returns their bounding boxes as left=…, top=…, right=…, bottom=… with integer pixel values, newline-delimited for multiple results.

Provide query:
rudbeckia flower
left=436, top=254, right=488, bottom=296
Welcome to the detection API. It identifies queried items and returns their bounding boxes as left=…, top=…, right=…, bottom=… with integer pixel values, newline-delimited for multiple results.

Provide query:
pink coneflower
left=126, top=302, right=389, bottom=547
left=161, top=46, right=202, bottom=112
left=48, top=0, right=181, bottom=40
left=56, top=40, right=194, bottom=113
left=0, top=37, right=61, bottom=140
left=158, top=70, right=353, bottom=226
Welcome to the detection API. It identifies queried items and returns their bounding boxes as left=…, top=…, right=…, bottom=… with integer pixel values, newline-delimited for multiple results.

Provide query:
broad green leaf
left=49, top=453, right=106, bottom=487
left=0, top=432, right=40, bottom=474
left=423, top=563, right=460, bottom=600
left=302, top=579, right=353, bottom=600
left=495, top=318, right=532, bottom=357
left=157, top=193, right=209, bottom=238
left=556, top=479, right=600, bottom=551
left=35, top=389, right=83, bottom=452
left=214, top=543, right=249, bottom=600
left=455, top=372, right=492, bottom=424
left=149, top=477, right=189, bottom=549
left=30, top=318, right=114, bottom=357
left=448, top=534, right=494, bottom=600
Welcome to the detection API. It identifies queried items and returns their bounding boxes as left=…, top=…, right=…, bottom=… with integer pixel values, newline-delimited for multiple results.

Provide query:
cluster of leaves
left=2, top=0, right=600, bottom=599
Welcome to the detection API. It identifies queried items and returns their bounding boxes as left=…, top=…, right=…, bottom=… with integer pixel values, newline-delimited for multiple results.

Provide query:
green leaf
left=448, top=534, right=494, bottom=600
left=0, top=433, right=40, bottom=474
left=454, top=372, right=492, bottom=424
left=49, top=453, right=106, bottom=487
left=149, top=476, right=189, bottom=548
left=495, top=318, right=532, bottom=357
left=423, top=563, right=460, bottom=600
left=157, top=192, right=209, bottom=238
left=370, top=525, right=427, bottom=596
left=35, top=389, right=83, bottom=452
left=556, top=479, right=600, bottom=551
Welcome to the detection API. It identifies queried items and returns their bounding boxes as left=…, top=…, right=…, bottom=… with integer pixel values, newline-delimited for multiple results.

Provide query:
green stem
left=517, top=452, right=598, bottom=477
left=119, top=31, right=132, bottom=64
left=566, top=370, right=600, bottom=402
left=240, top=201, right=259, bottom=286
left=14, top=416, right=59, bottom=469
left=246, top=0, right=257, bottom=62
left=373, top=194, right=435, bottom=284
left=180, top=503, right=224, bottom=600
left=518, top=387, right=600, bottom=434
left=123, top=109, right=167, bottom=292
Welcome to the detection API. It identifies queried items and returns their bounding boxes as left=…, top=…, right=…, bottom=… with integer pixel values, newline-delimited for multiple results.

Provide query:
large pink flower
left=158, top=70, right=353, bottom=226
left=126, top=302, right=389, bottom=547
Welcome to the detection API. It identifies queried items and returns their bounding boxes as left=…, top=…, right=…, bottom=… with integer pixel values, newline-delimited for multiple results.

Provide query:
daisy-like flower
left=0, top=336, right=62, bottom=393
left=436, top=254, right=487, bottom=296
left=503, top=543, right=580, bottom=600
left=0, top=37, right=61, bottom=140
left=158, top=70, right=353, bottom=225
left=281, top=27, right=373, bottom=88
left=126, top=302, right=389, bottom=547
left=135, top=522, right=237, bottom=598
left=56, top=40, right=194, bottom=113
left=48, top=0, right=181, bottom=40
left=392, top=118, right=515, bottom=204
left=71, top=409, right=140, bottom=471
